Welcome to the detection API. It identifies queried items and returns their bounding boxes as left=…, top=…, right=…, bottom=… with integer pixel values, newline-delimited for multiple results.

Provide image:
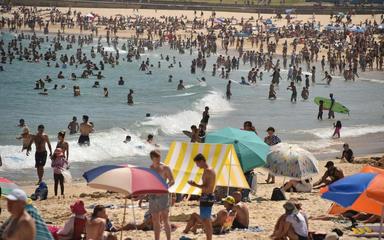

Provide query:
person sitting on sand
left=85, top=205, right=117, bottom=240
left=183, top=196, right=236, bottom=235
left=337, top=143, right=354, bottom=163
left=282, top=179, right=312, bottom=193
left=313, top=161, right=344, bottom=189
left=271, top=200, right=308, bottom=240
left=57, top=200, right=87, bottom=240
left=231, top=191, right=249, bottom=229
left=1, top=189, right=36, bottom=240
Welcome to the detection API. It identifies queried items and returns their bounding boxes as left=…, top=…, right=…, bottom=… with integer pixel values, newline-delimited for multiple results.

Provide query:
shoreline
left=9, top=0, right=384, bottom=14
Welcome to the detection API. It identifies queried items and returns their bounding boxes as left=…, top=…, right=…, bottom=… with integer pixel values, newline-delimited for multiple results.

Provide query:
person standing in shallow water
left=78, top=115, right=93, bottom=146
left=67, top=116, right=79, bottom=135
left=226, top=80, right=232, bottom=100
left=127, top=89, right=134, bottom=105
left=26, top=125, right=52, bottom=185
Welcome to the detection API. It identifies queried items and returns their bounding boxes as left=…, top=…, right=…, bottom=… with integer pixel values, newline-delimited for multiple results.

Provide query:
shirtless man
left=148, top=150, right=174, bottom=240
left=67, top=116, right=79, bottom=134
left=78, top=115, right=93, bottom=146
left=85, top=205, right=116, bottom=240
left=16, top=119, right=31, bottom=152
left=226, top=80, right=232, bottom=100
left=188, top=153, right=216, bottom=240
left=2, top=189, right=36, bottom=240
left=27, top=125, right=52, bottom=184
left=127, top=89, right=134, bottom=105
left=231, top=191, right=249, bottom=229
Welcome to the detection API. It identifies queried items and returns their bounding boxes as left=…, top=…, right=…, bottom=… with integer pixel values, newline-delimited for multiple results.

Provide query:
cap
left=283, top=201, right=298, bottom=213
left=222, top=196, right=235, bottom=205
left=6, top=189, right=27, bottom=202
left=324, top=232, right=339, bottom=240
left=325, top=161, right=334, bottom=168
left=70, top=200, right=87, bottom=215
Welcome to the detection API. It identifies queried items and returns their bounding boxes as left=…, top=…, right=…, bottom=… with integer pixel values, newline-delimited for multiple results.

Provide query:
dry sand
left=1, top=156, right=383, bottom=240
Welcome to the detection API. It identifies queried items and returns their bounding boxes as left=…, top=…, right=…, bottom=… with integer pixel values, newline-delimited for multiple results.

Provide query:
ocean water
left=0, top=31, right=384, bottom=181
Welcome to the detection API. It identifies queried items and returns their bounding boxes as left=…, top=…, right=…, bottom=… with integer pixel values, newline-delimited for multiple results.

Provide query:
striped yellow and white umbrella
left=164, top=142, right=249, bottom=195
left=265, top=143, right=319, bottom=179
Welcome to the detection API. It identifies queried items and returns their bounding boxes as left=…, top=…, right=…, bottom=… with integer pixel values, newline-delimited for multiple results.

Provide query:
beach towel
left=25, top=204, right=55, bottom=240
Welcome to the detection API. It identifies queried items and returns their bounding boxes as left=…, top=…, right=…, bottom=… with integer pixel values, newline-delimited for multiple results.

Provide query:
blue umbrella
left=205, top=128, right=269, bottom=172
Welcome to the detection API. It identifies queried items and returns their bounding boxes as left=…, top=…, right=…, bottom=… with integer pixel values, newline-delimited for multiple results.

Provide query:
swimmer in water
left=118, top=77, right=124, bottom=85
left=103, top=87, right=109, bottom=97
left=168, top=75, right=173, bottom=82
left=177, top=80, right=185, bottom=90
left=17, top=119, right=32, bottom=152
left=226, top=80, right=232, bottom=100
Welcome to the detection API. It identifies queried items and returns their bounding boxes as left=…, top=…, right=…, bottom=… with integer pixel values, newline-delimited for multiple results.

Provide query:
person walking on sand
left=78, top=115, right=93, bottom=146
left=26, top=125, right=52, bottom=185
left=188, top=153, right=216, bottom=240
left=67, top=116, right=79, bottom=135
left=148, top=150, right=174, bottom=240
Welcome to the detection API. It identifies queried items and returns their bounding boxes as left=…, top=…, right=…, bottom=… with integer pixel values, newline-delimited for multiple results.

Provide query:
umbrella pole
left=380, top=206, right=384, bottom=240
left=120, top=197, right=127, bottom=240
left=227, top=149, right=233, bottom=196
left=131, top=198, right=137, bottom=227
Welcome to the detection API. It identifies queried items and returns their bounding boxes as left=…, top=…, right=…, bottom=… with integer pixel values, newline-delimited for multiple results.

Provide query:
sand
left=1, top=156, right=383, bottom=240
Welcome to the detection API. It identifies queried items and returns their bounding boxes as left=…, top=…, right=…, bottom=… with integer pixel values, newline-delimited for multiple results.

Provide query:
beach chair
left=73, top=217, right=87, bottom=240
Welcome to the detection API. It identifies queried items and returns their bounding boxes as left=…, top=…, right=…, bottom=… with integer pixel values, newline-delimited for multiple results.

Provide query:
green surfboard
left=314, top=97, right=350, bottom=114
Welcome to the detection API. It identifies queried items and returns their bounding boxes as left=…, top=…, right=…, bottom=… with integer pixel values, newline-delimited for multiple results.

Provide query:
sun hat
left=70, top=200, right=87, bottom=215
left=222, top=196, right=236, bottom=205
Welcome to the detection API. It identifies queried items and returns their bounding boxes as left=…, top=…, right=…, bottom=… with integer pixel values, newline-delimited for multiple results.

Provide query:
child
left=332, top=120, right=342, bottom=138
left=51, top=148, right=68, bottom=197
left=318, top=100, right=324, bottom=120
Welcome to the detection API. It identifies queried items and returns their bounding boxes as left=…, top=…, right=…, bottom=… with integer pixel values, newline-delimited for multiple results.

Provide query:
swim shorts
left=35, top=151, right=47, bottom=168
left=148, top=194, right=169, bottom=214
left=78, top=135, right=90, bottom=145
left=199, top=193, right=215, bottom=220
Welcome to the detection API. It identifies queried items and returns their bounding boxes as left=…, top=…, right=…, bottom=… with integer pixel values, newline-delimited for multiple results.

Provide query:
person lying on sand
left=118, top=210, right=177, bottom=232
left=282, top=179, right=312, bottom=193
left=183, top=196, right=236, bottom=235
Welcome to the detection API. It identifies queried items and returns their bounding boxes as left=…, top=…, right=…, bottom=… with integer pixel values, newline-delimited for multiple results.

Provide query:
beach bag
left=62, top=169, right=72, bottom=183
left=271, top=187, right=286, bottom=201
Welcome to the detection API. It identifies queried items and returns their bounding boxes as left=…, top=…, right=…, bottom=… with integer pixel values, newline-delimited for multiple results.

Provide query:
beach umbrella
left=321, top=171, right=384, bottom=239
left=83, top=164, right=168, bottom=240
left=264, top=143, right=319, bottom=179
left=0, top=177, right=19, bottom=196
left=82, top=164, right=168, bottom=195
left=205, top=128, right=269, bottom=172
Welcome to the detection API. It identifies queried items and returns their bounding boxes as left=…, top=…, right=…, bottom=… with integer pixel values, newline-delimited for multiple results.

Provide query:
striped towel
left=25, top=204, right=55, bottom=240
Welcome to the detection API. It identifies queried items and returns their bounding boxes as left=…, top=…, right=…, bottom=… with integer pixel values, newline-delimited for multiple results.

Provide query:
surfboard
left=182, top=130, right=192, bottom=138
left=314, top=97, right=350, bottom=114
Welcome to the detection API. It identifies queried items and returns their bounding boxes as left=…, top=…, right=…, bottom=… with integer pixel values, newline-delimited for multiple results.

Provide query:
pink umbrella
left=83, top=165, right=169, bottom=239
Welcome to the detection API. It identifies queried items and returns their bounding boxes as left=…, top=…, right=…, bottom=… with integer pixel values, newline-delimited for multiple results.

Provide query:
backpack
left=271, top=187, right=286, bottom=201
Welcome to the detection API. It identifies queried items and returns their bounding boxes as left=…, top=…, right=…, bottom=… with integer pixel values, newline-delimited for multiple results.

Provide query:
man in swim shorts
left=26, top=125, right=52, bottom=185
left=148, top=150, right=174, bottom=240
left=78, top=115, right=93, bottom=146
left=16, top=119, right=31, bottom=152
left=188, top=153, right=216, bottom=240
left=67, top=116, right=79, bottom=134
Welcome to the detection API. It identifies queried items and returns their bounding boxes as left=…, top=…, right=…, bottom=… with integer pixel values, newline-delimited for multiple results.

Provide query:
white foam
left=296, top=125, right=384, bottom=139
left=360, top=78, right=384, bottom=84
left=162, top=92, right=197, bottom=98
left=142, top=91, right=233, bottom=135
left=0, top=128, right=153, bottom=170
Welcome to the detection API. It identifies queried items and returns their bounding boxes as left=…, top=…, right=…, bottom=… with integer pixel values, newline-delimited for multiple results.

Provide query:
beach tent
left=164, top=142, right=249, bottom=195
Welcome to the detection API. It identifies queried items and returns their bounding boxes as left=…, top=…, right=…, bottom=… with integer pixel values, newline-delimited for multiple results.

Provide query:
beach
left=1, top=158, right=382, bottom=239
left=0, top=4, right=384, bottom=240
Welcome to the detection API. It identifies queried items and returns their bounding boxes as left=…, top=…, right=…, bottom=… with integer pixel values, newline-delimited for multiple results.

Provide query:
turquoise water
left=1, top=31, right=384, bottom=180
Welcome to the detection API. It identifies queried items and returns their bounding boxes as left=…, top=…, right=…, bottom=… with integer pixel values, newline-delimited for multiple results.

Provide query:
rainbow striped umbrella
left=0, top=177, right=19, bottom=196
left=82, top=164, right=169, bottom=195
